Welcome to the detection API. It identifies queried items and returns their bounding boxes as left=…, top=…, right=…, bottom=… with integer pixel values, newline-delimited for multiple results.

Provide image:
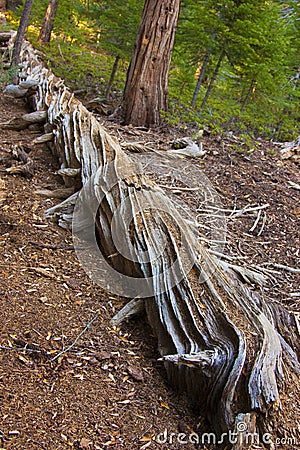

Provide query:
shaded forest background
left=1, top=0, right=300, bottom=140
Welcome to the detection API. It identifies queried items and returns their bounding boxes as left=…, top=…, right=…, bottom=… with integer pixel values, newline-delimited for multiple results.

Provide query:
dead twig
left=3, top=145, right=35, bottom=178
left=288, top=180, right=300, bottom=191
left=230, top=203, right=270, bottom=219
left=29, top=241, right=74, bottom=251
left=256, top=211, right=267, bottom=237
left=160, top=185, right=202, bottom=192
left=249, top=209, right=262, bottom=233
left=0, top=340, right=48, bottom=358
left=262, top=263, right=300, bottom=273
left=51, top=311, right=100, bottom=361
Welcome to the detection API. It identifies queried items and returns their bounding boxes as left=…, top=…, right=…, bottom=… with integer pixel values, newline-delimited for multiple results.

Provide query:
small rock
left=3, top=84, right=28, bottom=98
left=128, top=365, right=144, bottom=382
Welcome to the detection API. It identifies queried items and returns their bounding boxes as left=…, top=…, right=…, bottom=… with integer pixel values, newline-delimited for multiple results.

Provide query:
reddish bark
left=11, top=0, right=34, bottom=78
left=121, top=0, right=181, bottom=128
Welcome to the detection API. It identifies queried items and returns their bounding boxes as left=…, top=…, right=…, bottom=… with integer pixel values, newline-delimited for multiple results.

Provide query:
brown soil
left=0, top=89, right=299, bottom=450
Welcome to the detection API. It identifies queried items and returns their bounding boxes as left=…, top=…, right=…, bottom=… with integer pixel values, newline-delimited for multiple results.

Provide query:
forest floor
left=0, top=86, right=299, bottom=450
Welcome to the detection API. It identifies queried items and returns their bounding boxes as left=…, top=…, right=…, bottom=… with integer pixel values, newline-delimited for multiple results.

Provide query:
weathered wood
left=0, top=110, right=47, bottom=130
left=280, top=136, right=300, bottom=163
left=33, top=132, right=54, bottom=144
left=0, top=178, right=6, bottom=206
left=35, top=187, right=75, bottom=199
left=232, top=413, right=258, bottom=449
left=6, top=31, right=300, bottom=444
left=0, top=32, right=15, bottom=42
left=3, top=84, right=28, bottom=98
left=4, top=145, right=35, bottom=178
left=111, top=298, right=145, bottom=325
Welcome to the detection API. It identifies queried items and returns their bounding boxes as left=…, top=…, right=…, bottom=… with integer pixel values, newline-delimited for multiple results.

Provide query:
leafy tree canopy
left=7, top=0, right=300, bottom=139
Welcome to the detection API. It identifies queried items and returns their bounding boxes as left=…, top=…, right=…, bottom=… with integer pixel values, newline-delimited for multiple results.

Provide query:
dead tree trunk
left=38, top=0, right=59, bottom=44
left=120, top=0, right=181, bottom=128
left=8, top=32, right=300, bottom=446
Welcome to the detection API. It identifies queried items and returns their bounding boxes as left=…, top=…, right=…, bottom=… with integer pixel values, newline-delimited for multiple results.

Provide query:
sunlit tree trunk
left=38, top=0, right=59, bottom=44
left=120, top=0, right=181, bottom=128
left=11, top=0, right=34, bottom=83
left=292, top=65, right=300, bottom=90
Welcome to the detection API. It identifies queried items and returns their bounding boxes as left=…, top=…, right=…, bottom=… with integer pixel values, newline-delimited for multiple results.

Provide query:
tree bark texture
left=11, top=0, right=34, bottom=77
left=38, top=0, right=59, bottom=44
left=120, top=0, right=180, bottom=128
left=6, top=31, right=300, bottom=446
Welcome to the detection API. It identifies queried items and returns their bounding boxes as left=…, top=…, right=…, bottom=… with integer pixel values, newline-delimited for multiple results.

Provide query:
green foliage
left=170, top=0, right=300, bottom=140
left=9, top=0, right=132, bottom=92
left=35, top=39, right=115, bottom=91
left=7, top=0, right=300, bottom=140
left=95, top=0, right=143, bottom=59
left=0, top=61, right=19, bottom=83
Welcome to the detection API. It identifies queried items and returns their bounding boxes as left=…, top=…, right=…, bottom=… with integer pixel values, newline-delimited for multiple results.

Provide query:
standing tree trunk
left=105, top=54, right=120, bottom=99
left=191, top=48, right=211, bottom=107
left=199, top=50, right=225, bottom=114
left=120, top=0, right=181, bottom=128
left=38, top=0, right=59, bottom=44
left=11, top=0, right=34, bottom=81
left=240, top=79, right=256, bottom=113
left=292, top=65, right=300, bottom=90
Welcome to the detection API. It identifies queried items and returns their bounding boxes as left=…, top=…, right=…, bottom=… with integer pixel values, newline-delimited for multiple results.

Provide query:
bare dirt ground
left=0, top=87, right=299, bottom=450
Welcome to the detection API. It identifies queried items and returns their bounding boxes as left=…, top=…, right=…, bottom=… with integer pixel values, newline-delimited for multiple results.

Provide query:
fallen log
left=5, top=31, right=300, bottom=446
